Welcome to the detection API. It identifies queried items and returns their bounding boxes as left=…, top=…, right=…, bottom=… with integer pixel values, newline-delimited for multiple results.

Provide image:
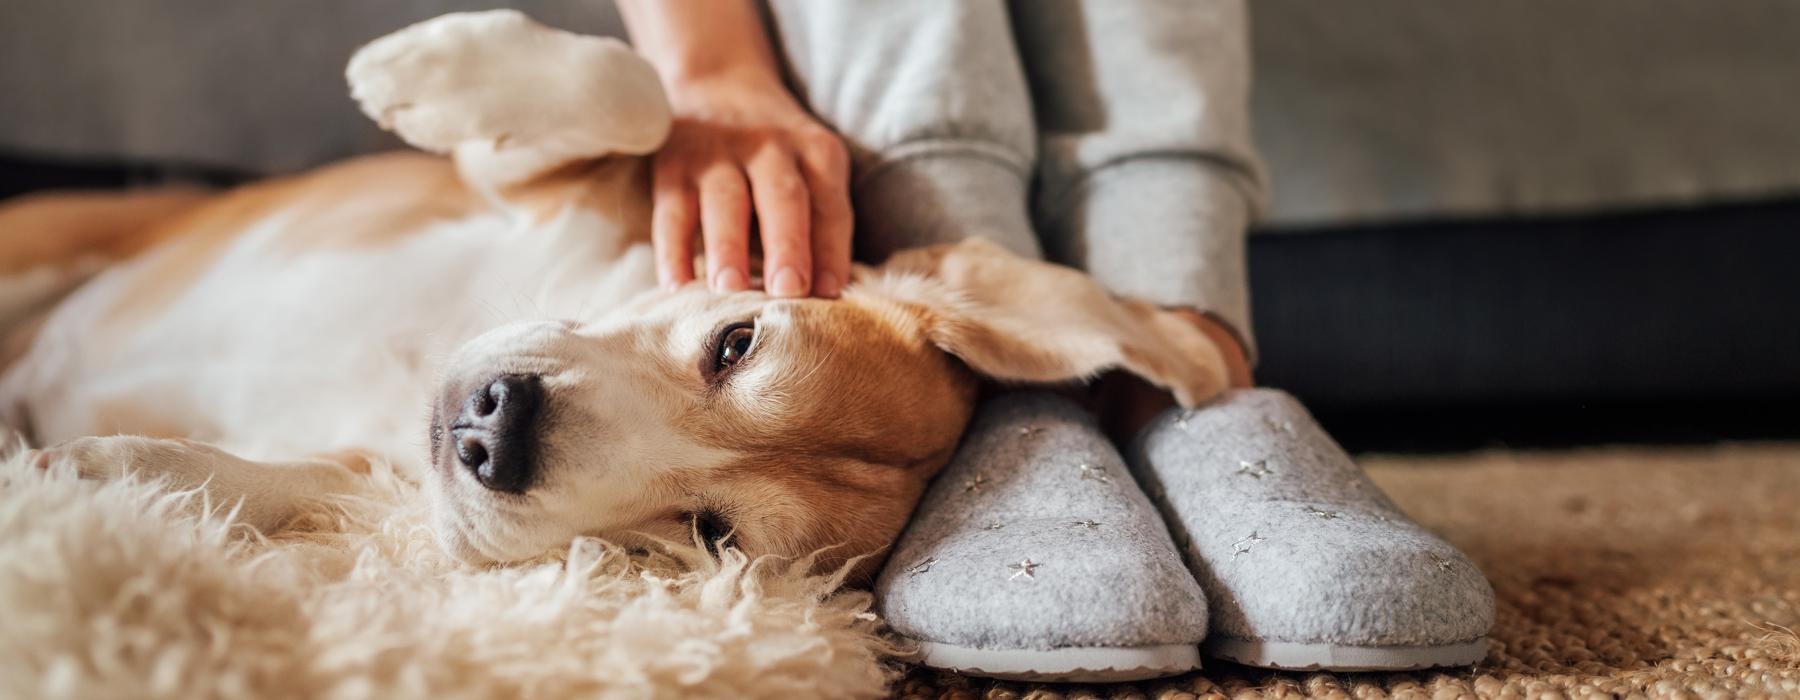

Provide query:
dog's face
left=427, top=240, right=1229, bottom=579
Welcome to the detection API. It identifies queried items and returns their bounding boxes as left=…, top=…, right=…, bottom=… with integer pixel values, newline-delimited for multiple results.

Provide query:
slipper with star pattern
left=874, top=392, right=1209, bottom=682
left=1128, top=388, right=1494, bottom=671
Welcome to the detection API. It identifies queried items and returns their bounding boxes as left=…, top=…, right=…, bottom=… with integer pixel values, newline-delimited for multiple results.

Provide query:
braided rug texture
left=896, top=444, right=1800, bottom=699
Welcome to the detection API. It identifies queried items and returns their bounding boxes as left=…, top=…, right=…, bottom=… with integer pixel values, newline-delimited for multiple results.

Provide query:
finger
left=696, top=163, right=752, bottom=293
left=796, top=130, right=853, bottom=298
left=747, top=147, right=812, bottom=298
left=651, top=159, right=698, bottom=289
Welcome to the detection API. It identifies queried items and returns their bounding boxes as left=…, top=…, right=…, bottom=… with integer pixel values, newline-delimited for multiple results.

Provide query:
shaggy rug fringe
left=0, top=456, right=906, bottom=699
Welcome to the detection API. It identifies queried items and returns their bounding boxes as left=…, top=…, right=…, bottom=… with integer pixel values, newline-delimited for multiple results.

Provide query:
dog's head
left=429, top=239, right=1227, bottom=579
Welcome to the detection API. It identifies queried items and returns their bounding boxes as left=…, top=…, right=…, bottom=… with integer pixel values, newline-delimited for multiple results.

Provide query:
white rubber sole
left=916, top=641, right=1201, bottom=682
left=1204, top=636, right=1489, bottom=671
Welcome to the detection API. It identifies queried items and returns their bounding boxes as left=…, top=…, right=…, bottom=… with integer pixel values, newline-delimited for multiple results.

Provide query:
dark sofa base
left=1252, top=200, right=1800, bottom=406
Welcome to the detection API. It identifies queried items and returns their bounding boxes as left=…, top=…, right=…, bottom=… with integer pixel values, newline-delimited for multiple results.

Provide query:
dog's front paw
left=346, top=10, right=670, bottom=189
left=26, top=437, right=362, bottom=533
left=30, top=436, right=221, bottom=486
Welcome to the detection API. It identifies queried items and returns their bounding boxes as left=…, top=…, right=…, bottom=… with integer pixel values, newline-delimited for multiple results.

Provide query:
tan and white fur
left=0, top=11, right=1227, bottom=581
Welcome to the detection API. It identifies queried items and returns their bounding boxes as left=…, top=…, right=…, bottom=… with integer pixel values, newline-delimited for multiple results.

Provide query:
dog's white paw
left=347, top=9, right=671, bottom=189
left=28, top=437, right=361, bottom=532
left=30, top=436, right=225, bottom=486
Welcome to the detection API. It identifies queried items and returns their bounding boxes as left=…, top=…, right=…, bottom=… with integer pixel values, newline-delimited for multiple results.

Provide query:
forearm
left=617, top=0, right=785, bottom=94
left=1014, top=0, right=1264, bottom=359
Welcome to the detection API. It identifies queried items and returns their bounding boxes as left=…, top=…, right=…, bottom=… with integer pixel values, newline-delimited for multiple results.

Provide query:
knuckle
left=797, top=126, right=841, bottom=149
left=815, top=187, right=853, bottom=216
left=752, top=137, right=793, bottom=159
left=764, top=174, right=808, bottom=202
left=691, top=170, right=741, bottom=197
left=652, top=178, right=689, bottom=201
left=799, top=129, right=848, bottom=165
left=773, top=240, right=811, bottom=258
left=653, top=212, right=690, bottom=238
left=654, top=146, right=699, bottom=171
left=702, top=206, right=750, bottom=237
left=673, top=146, right=716, bottom=169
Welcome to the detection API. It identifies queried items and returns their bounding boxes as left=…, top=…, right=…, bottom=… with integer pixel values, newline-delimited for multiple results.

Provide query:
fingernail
left=769, top=267, right=806, bottom=298
left=712, top=267, right=748, bottom=293
left=815, top=271, right=841, bottom=298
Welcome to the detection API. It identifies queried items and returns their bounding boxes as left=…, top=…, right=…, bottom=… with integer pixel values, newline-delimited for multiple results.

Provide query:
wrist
left=618, top=0, right=786, bottom=103
left=653, top=51, right=784, bottom=95
left=659, top=63, right=786, bottom=103
left=653, top=67, right=804, bottom=126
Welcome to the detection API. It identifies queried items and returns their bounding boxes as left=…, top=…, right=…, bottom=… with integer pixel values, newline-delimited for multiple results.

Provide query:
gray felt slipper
left=1128, top=389, right=1494, bottom=671
left=875, top=392, right=1209, bottom=682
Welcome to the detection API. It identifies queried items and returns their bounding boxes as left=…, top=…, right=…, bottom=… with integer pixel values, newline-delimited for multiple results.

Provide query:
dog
left=0, top=11, right=1226, bottom=580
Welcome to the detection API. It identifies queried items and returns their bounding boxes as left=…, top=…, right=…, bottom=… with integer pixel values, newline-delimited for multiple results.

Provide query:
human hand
left=618, top=0, right=854, bottom=298
left=650, top=69, right=852, bottom=298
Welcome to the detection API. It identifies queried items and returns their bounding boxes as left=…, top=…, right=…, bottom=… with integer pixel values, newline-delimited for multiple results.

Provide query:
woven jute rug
left=894, top=444, right=1800, bottom=699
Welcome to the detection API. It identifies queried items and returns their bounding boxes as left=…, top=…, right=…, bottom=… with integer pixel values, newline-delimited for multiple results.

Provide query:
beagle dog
left=0, top=12, right=1225, bottom=580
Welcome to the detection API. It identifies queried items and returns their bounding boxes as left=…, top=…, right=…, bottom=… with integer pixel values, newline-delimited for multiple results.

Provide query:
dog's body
left=0, top=12, right=1225, bottom=578
left=6, top=153, right=647, bottom=457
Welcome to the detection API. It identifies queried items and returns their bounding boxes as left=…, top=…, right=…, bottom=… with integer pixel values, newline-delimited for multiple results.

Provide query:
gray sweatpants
left=765, top=0, right=1267, bottom=351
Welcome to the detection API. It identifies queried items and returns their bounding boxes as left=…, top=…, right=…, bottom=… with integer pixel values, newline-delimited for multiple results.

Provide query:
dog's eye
left=713, top=322, right=756, bottom=373
left=692, top=510, right=733, bottom=553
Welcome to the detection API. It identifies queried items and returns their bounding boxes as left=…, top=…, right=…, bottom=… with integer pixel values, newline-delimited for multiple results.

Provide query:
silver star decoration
left=983, top=522, right=1006, bottom=531
left=1007, top=558, right=1041, bottom=581
left=1231, top=531, right=1266, bottom=557
left=1237, top=459, right=1274, bottom=479
left=1017, top=425, right=1044, bottom=437
left=1174, top=410, right=1195, bottom=428
left=1077, top=462, right=1112, bottom=484
left=1304, top=506, right=1342, bottom=520
left=961, top=474, right=988, bottom=493
left=907, top=557, right=936, bottom=576
left=1071, top=519, right=1102, bottom=530
left=1428, top=552, right=1456, bottom=572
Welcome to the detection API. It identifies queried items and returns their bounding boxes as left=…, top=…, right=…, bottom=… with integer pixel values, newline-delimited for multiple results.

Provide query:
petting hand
left=652, top=72, right=852, bottom=298
left=619, top=0, right=854, bottom=299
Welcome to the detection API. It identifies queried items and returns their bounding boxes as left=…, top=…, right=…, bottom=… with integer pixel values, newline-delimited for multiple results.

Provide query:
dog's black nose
left=449, top=374, right=544, bottom=493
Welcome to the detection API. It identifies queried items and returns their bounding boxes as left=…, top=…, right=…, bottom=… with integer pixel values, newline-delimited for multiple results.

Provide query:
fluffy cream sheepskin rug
left=0, top=455, right=904, bottom=699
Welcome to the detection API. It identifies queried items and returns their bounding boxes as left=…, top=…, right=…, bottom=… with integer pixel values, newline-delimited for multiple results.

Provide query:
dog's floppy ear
left=869, top=238, right=1229, bottom=408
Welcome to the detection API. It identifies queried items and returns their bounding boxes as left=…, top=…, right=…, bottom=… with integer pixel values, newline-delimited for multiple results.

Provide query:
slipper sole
left=916, top=641, right=1201, bottom=682
left=1204, top=636, right=1488, bottom=671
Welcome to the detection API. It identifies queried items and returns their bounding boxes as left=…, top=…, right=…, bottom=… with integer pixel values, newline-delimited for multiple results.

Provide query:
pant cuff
left=1039, top=157, right=1257, bottom=358
left=852, top=147, right=1041, bottom=263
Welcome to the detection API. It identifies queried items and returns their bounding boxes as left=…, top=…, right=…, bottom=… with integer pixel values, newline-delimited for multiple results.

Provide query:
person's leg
left=763, top=2, right=1207, bottom=681
left=1010, top=0, right=1263, bottom=352
left=1010, top=0, right=1494, bottom=670
left=762, top=0, right=1041, bottom=262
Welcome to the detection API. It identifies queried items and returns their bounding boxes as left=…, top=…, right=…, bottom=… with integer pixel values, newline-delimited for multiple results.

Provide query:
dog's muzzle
left=445, top=374, right=544, bottom=493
